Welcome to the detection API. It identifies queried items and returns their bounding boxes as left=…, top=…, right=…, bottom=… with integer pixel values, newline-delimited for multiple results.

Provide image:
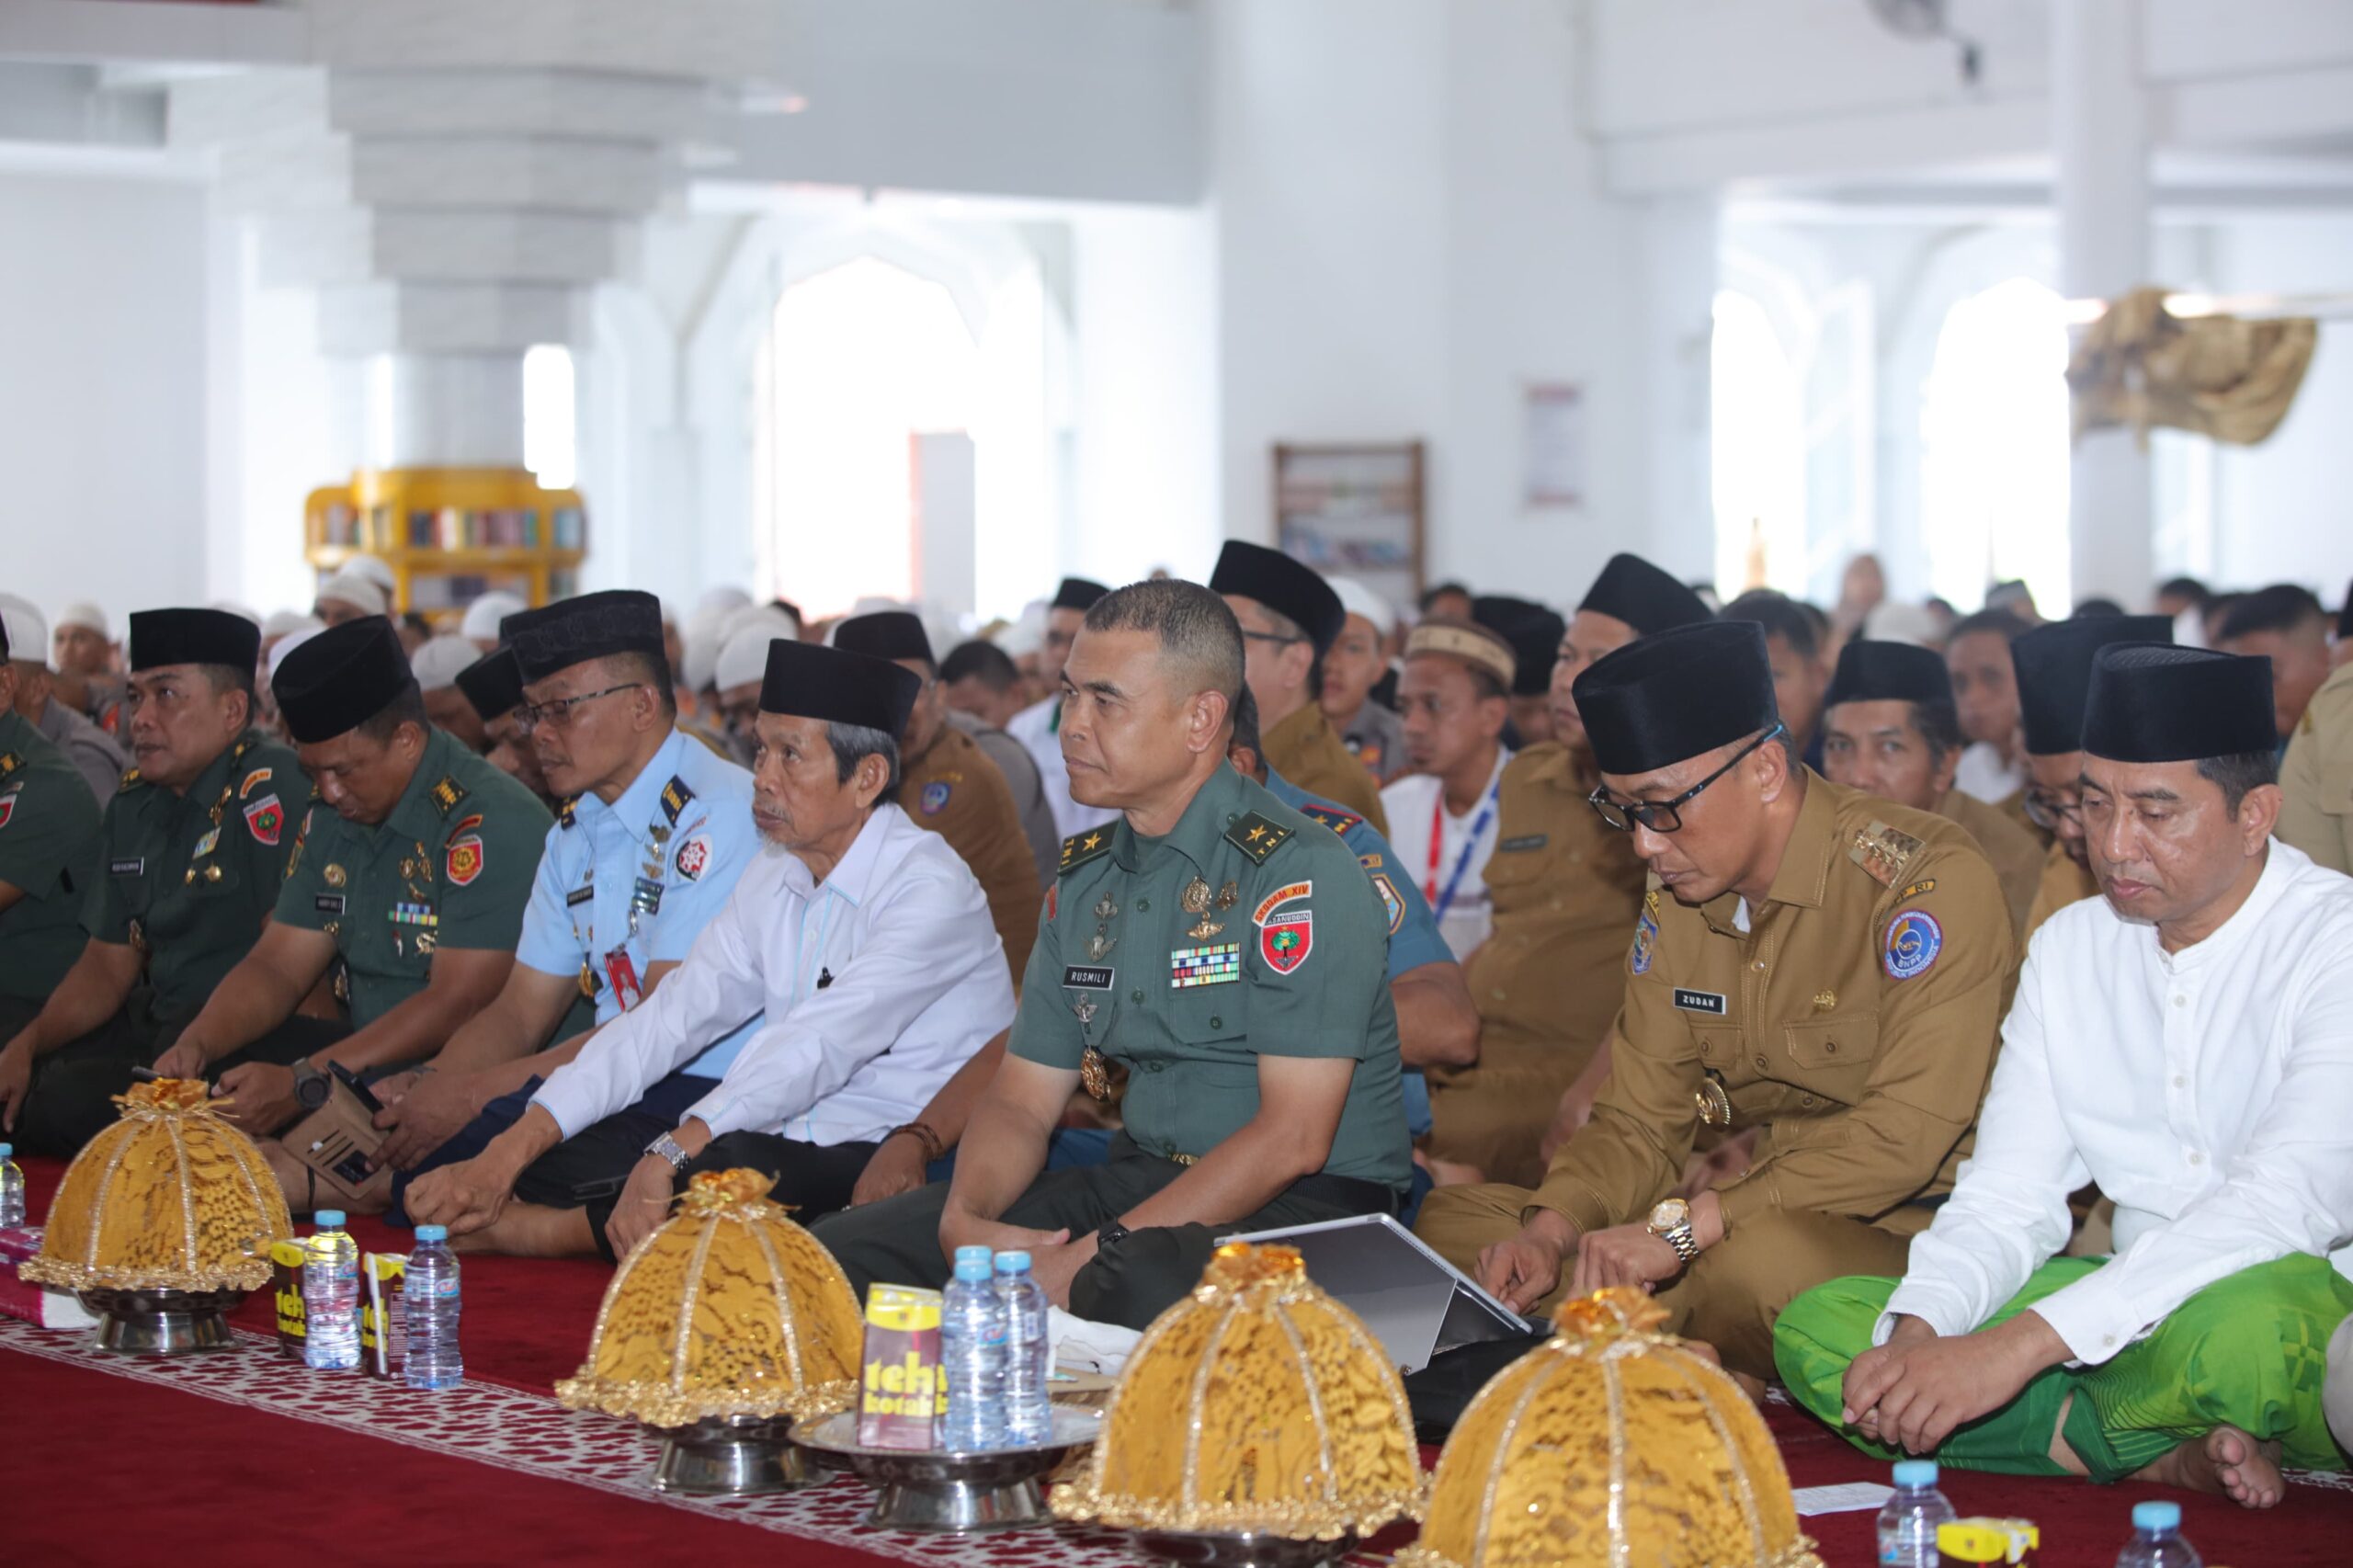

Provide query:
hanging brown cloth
left=2068, top=284, right=2317, bottom=446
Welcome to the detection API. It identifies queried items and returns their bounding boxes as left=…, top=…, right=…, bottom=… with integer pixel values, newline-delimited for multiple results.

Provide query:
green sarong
left=1775, top=1254, right=2353, bottom=1483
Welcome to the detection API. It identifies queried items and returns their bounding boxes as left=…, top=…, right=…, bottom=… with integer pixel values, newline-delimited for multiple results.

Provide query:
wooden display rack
left=303, top=468, right=587, bottom=615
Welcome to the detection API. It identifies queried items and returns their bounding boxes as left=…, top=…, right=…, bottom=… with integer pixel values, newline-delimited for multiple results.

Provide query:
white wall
left=0, top=168, right=210, bottom=631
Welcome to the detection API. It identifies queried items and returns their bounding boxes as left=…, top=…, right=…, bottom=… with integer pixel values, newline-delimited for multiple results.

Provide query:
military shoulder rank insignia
left=116, top=765, right=143, bottom=791
left=1224, top=812, right=1294, bottom=863
left=0, top=753, right=20, bottom=779
left=558, top=796, right=579, bottom=830
left=1058, top=828, right=1112, bottom=876
left=1299, top=802, right=1361, bottom=836
left=1848, top=820, right=1925, bottom=888
left=659, top=776, right=695, bottom=824
left=429, top=775, right=467, bottom=815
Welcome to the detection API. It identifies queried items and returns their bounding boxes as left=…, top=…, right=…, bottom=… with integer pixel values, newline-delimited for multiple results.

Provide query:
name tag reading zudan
left=1063, top=965, right=1115, bottom=991
left=1673, top=988, right=1726, bottom=1016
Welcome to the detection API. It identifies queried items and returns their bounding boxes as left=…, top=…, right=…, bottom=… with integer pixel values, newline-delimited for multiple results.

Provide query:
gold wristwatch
left=1646, top=1198, right=1699, bottom=1267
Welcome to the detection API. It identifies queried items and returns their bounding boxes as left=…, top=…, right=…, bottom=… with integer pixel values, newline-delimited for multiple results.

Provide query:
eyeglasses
left=1587, top=724, right=1787, bottom=835
left=515, top=683, right=643, bottom=733
left=2022, top=789, right=2084, bottom=832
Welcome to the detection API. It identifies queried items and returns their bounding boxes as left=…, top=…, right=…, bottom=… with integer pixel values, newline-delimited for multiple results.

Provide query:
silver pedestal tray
left=650, top=1413, right=818, bottom=1495
left=790, top=1407, right=1100, bottom=1533
left=78, top=1286, right=244, bottom=1355
left=1136, top=1531, right=1360, bottom=1568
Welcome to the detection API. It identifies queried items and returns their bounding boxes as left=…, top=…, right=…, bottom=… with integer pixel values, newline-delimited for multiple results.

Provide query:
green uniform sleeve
left=1008, top=881, right=1083, bottom=1070
left=1245, top=838, right=1392, bottom=1061
left=0, top=769, right=98, bottom=899
left=274, top=803, right=335, bottom=930
left=431, top=803, right=546, bottom=950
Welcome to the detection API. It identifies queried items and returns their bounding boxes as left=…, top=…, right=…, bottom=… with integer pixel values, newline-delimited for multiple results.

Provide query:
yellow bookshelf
left=303, top=467, right=587, bottom=616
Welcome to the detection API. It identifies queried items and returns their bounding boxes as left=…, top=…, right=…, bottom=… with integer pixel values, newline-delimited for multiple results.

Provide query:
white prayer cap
left=408, top=634, right=478, bottom=692
left=54, top=601, right=106, bottom=637
left=342, top=556, right=398, bottom=596
left=0, top=594, right=47, bottom=666
left=1862, top=600, right=1941, bottom=648
left=210, top=601, right=264, bottom=629
left=696, top=585, right=754, bottom=617
left=315, top=572, right=391, bottom=618
left=714, top=612, right=796, bottom=694
left=996, top=600, right=1048, bottom=659
left=262, top=608, right=319, bottom=639
left=267, top=625, right=324, bottom=685
left=1328, top=576, right=1393, bottom=635
left=459, top=590, right=527, bottom=643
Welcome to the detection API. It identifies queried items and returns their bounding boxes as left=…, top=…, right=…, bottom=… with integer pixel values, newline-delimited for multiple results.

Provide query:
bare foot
left=2131, top=1425, right=2286, bottom=1509
left=454, top=1202, right=597, bottom=1258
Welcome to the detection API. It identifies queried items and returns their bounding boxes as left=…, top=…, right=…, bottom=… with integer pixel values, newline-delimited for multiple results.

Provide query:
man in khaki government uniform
left=1210, top=540, right=1388, bottom=835
left=1429, top=552, right=1712, bottom=1189
left=1415, top=619, right=2016, bottom=1381
left=2278, top=657, right=2353, bottom=875
left=1819, top=640, right=2043, bottom=930
left=2, top=608, right=309, bottom=1156
left=2010, top=616, right=2173, bottom=945
left=813, top=578, right=1409, bottom=1331
left=835, top=610, right=1041, bottom=983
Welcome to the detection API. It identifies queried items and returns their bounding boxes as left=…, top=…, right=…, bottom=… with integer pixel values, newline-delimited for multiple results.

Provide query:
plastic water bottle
left=2114, top=1500, right=2202, bottom=1568
left=995, top=1250, right=1051, bottom=1445
left=939, top=1244, right=1008, bottom=1450
left=404, top=1224, right=464, bottom=1391
left=1876, top=1460, right=1957, bottom=1567
left=302, top=1210, right=361, bottom=1371
left=0, top=1143, right=24, bottom=1228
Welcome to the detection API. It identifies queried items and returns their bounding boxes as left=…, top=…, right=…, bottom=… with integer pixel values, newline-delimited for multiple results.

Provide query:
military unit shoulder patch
left=1224, top=812, right=1294, bottom=863
left=243, top=794, right=283, bottom=846
left=1848, top=820, right=1926, bottom=888
left=659, top=776, right=695, bottom=824
left=1896, top=877, right=1938, bottom=903
left=1299, top=802, right=1362, bottom=836
left=444, top=811, right=483, bottom=845
left=1058, top=828, right=1112, bottom=876
left=239, top=767, right=273, bottom=800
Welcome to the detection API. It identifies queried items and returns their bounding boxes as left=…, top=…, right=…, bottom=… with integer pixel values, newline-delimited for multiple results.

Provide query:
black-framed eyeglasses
left=1587, top=723, right=1786, bottom=835
left=515, top=683, right=643, bottom=733
left=2022, top=789, right=2084, bottom=833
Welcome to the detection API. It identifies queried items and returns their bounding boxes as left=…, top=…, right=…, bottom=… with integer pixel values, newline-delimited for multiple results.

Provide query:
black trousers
left=6, top=993, right=348, bottom=1158
left=808, top=1132, right=1402, bottom=1331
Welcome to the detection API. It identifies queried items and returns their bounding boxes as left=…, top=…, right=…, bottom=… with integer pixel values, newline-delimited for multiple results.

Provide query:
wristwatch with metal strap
left=1646, top=1197, right=1699, bottom=1267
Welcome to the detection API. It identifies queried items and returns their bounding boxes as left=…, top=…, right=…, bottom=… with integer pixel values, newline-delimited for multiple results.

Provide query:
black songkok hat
left=1579, top=552, right=1714, bottom=637
left=499, top=590, right=666, bottom=685
left=2083, top=644, right=2277, bottom=763
left=1209, top=541, right=1346, bottom=654
left=835, top=610, right=936, bottom=667
left=1573, top=619, right=1780, bottom=778
left=1051, top=577, right=1110, bottom=614
left=760, top=640, right=924, bottom=742
left=454, top=648, right=526, bottom=722
left=272, top=616, right=415, bottom=744
left=1824, top=639, right=1953, bottom=711
left=2012, top=615, right=2173, bottom=757
left=130, top=608, right=261, bottom=674
left=1472, top=596, right=1567, bottom=697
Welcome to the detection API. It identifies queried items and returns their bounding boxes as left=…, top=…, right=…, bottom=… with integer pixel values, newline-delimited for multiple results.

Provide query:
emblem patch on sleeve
left=445, top=835, right=485, bottom=887
left=244, top=793, right=283, bottom=846
left=920, top=781, right=951, bottom=815
left=1258, top=911, right=1313, bottom=974
left=1250, top=881, right=1313, bottom=926
left=239, top=767, right=273, bottom=799
left=1369, top=871, right=1404, bottom=935
left=675, top=834, right=711, bottom=881
left=1882, top=909, right=1943, bottom=981
left=0, top=796, right=14, bottom=832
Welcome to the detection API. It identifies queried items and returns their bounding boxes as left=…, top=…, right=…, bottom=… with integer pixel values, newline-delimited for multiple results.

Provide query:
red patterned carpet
left=6, top=1155, right=2348, bottom=1567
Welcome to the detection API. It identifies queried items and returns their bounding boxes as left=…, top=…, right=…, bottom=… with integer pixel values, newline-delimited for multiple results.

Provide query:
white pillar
left=2053, top=0, right=2154, bottom=609
left=368, top=354, right=528, bottom=470
left=1638, top=194, right=1720, bottom=585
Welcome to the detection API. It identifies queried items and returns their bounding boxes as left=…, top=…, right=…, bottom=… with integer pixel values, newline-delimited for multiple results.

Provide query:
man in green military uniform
left=1, top=609, right=306, bottom=1155
left=0, top=612, right=103, bottom=1109
left=813, top=578, right=1410, bottom=1329
left=150, top=617, right=551, bottom=1165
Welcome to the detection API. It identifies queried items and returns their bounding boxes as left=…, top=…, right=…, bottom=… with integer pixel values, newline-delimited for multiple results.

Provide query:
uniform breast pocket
left=1168, top=983, right=1248, bottom=1050
left=1783, top=1012, right=1881, bottom=1074
left=2320, top=759, right=2353, bottom=817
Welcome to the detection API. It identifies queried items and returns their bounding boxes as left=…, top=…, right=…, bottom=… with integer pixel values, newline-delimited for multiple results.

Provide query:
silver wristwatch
left=644, top=1131, right=693, bottom=1172
left=1646, top=1198, right=1699, bottom=1268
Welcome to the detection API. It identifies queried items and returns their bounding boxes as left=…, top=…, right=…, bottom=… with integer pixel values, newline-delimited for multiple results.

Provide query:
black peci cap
left=1824, top=639, right=1953, bottom=711
left=1051, top=577, right=1111, bottom=614
left=2083, top=645, right=2278, bottom=764
left=272, top=617, right=415, bottom=744
left=130, top=608, right=262, bottom=674
left=1579, top=553, right=1715, bottom=638
left=1209, top=541, right=1346, bottom=654
left=834, top=610, right=936, bottom=667
left=454, top=647, right=526, bottom=722
left=759, top=640, right=925, bottom=741
left=1471, top=596, right=1566, bottom=698
left=2012, top=615, right=2173, bottom=757
left=500, top=590, right=666, bottom=685
left=1573, top=619, right=1780, bottom=778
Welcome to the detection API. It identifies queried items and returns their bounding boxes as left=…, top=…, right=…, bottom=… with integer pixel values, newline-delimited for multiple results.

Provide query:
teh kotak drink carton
left=858, top=1283, right=944, bottom=1449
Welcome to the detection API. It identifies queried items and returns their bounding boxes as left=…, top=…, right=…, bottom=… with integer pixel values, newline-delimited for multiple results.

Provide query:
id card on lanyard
left=1425, top=778, right=1501, bottom=924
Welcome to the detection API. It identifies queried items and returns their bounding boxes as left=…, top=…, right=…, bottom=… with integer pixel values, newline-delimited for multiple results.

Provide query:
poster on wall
left=1522, top=381, right=1586, bottom=509
left=1273, top=441, right=1426, bottom=614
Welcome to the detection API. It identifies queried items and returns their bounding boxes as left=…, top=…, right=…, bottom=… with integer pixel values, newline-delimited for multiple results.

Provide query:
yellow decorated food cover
left=555, top=1168, right=863, bottom=1428
left=1051, top=1242, right=1423, bottom=1540
left=21, top=1079, right=291, bottom=1294
left=1398, top=1290, right=1822, bottom=1568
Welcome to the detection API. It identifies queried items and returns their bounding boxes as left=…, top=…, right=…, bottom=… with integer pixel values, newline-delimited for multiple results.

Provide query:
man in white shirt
left=1379, top=619, right=1516, bottom=960
left=1006, top=577, right=1120, bottom=841
left=1777, top=643, right=2353, bottom=1510
left=406, top=639, right=1015, bottom=1262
